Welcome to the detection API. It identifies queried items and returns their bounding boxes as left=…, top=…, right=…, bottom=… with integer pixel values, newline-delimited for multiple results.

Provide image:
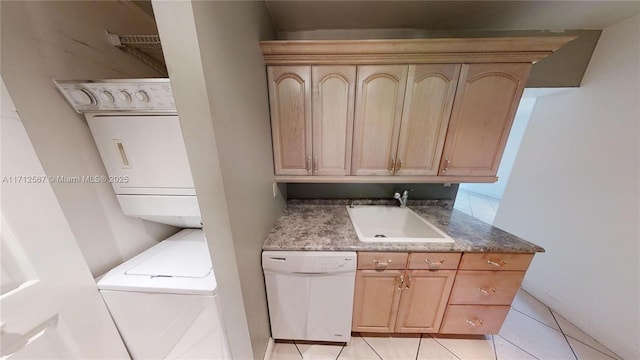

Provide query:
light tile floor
left=453, top=189, right=500, bottom=225
left=269, top=289, right=621, bottom=360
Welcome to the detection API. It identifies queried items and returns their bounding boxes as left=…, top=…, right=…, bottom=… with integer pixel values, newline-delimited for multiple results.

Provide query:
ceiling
left=265, top=1, right=640, bottom=34
left=134, top=1, right=640, bottom=87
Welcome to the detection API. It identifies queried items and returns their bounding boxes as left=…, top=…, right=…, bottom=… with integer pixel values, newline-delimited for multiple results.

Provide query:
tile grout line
left=359, top=335, right=384, bottom=360
left=510, top=307, right=564, bottom=333
left=495, top=335, right=541, bottom=360
left=335, top=342, right=346, bottom=360
left=292, top=340, right=303, bottom=359
left=564, top=332, right=620, bottom=359
left=428, top=334, right=462, bottom=360
left=549, top=309, right=579, bottom=360
left=415, top=333, right=422, bottom=360
left=491, top=335, right=498, bottom=360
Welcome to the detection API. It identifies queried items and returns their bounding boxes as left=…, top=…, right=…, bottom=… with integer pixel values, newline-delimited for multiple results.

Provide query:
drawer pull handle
left=487, top=259, right=508, bottom=267
left=373, top=259, right=391, bottom=269
left=405, top=274, right=413, bottom=289
left=425, top=259, right=445, bottom=268
left=477, top=287, right=497, bottom=296
left=466, top=319, right=484, bottom=327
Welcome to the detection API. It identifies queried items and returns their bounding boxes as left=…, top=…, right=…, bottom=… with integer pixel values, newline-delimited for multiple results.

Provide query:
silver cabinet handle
left=466, top=319, right=484, bottom=327
left=478, top=287, right=497, bottom=296
left=389, top=157, right=396, bottom=174
left=398, top=274, right=405, bottom=289
left=425, top=259, right=445, bottom=269
left=487, top=259, right=508, bottom=267
left=313, top=156, right=318, bottom=174
left=405, top=274, right=413, bottom=289
left=306, top=155, right=312, bottom=173
left=373, top=259, right=392, bottom=269
left=395, top=157, right=402, bottom=174
left=441, top=157, right=450, bottom=174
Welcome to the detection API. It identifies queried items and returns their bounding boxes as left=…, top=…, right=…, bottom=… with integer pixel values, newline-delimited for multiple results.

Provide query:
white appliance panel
left=100, top=291, right=230, bottom=360
left=97, top=230, right=216, bottom=295
left=262, top=251, right=356, bottom=342
left=86, top=114, right=195, bottom=196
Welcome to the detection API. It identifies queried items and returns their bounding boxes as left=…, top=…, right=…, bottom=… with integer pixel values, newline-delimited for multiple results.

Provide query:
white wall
left=0, top=1, right=177, bottom=277
left=152, top=1, right=285, bottom=359
left=494, top=15, right=639, bottom=359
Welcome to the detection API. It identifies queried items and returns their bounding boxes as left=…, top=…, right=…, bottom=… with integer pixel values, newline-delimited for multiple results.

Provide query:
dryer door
left=86, top=114, right=195, bottom=196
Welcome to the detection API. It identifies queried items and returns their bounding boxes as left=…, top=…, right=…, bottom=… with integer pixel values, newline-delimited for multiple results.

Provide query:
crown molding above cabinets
left=262, top=37, right=575, bottom=184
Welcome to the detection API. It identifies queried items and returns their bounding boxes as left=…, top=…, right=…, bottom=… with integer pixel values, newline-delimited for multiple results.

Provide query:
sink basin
left=346, top=206, right=454, bottom=243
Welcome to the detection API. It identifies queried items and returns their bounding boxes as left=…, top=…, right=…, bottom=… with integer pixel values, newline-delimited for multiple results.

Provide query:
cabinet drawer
left=449, top=271, right=524, bottom=305
left=459, top=253, right=533, bottom=271
left=358, top=252, right=408, bottom=270
left=408, top=253, right=461, bottom=270
left=440, top=305, right=510, bottom=335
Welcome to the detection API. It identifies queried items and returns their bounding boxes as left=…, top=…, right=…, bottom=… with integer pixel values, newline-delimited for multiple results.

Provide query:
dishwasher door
left=262, top=251, right=357, bottom=342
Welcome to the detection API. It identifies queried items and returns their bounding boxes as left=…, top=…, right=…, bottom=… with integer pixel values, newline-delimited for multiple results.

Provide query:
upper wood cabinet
left=261, top=38, right=574, bottom=182
left=312, top=66, right=356, bottom=176
left=438, top=63, right=531, bottom=177
left=268, top=66, right=312, bottom=175
left=269, top=66, right=356, bottom=176
left=396, top=64, right=460, bottom=176
left=351, top=65, right=408, bottom=175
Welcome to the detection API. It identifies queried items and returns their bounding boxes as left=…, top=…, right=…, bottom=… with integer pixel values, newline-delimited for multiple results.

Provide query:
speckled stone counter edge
left=263, top=199, right=544, bottom=253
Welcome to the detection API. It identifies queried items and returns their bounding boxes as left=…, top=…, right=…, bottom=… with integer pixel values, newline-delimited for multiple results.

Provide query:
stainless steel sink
left=346, top=205, right=454, bottom=243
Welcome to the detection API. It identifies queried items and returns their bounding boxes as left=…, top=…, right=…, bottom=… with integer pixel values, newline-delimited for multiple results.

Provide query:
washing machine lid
left=97, top=229, right=217, bottom=295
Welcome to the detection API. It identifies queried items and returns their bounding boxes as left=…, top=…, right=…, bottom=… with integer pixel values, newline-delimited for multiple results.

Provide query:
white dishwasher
left=262, top=251, right=357, bottom=343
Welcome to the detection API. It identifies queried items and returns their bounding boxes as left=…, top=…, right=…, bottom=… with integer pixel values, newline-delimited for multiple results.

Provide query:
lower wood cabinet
left=352, top=252, right=458, bottom=333
left=394, top=270, right=456, bottom=333
left=352, top=251, right=534, bottom=335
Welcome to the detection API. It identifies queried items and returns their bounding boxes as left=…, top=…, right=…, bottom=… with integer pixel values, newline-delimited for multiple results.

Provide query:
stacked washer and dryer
left=55, top=79, right=230, bottom=359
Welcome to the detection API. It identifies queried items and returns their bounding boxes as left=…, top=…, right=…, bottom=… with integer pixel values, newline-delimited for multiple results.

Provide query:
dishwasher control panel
left=263, top=251, right=356, bottom=273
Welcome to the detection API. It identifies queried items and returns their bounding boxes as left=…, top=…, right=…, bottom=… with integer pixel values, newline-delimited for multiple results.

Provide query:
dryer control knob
left=135, top=90, right=150, bottom=102
left=70, top=88, right=96, bottom=106
left=117, top=90, right=132, bottom=103
left=101, top=91, right=115, bottom=103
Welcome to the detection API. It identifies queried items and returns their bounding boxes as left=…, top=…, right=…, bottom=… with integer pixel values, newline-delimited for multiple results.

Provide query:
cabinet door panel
left=312, top=66, right=356, bottom=176
left=395, top=270, right=456, bottom=333
left=440, top=63, right=531, bottom=177
left=268, top=66, right=312, bottom=175
left=396, top=64, right=460, bottom=175
left=352, top=65, right=408, bottom=175
left=352, top=270, right=403, bottom=332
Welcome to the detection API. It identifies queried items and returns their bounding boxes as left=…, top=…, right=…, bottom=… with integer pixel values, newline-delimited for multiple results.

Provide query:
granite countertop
left=262, top=199, right=544, bottom=253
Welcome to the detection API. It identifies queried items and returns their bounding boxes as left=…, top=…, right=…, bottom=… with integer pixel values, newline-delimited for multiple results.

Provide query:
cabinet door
left=268, top=66, right=312, bottom=175
left=352, top=65, right=408, bottom=175
left=352, top=270, right=404, bottom=332
left=395, top=270, right=456, bottom=333
left=439, top=63, right=531, bottom=177
left=395, top=65, right=460, bottom=175
left=312, top=66, right=356, bottom=176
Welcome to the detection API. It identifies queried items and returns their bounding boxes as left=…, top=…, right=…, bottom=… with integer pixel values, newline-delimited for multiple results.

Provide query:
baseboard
left=263, top=337, right=275, bottom=360
left=522, top=280, right=639, bottom=360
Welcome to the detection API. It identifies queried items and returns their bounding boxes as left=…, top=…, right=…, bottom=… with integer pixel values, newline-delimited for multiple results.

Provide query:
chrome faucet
left=393, top=190, right=409, bottom=208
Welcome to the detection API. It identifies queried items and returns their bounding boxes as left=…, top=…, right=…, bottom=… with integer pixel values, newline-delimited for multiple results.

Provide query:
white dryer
left=97, top=229, right=230, bottom=359
left=54, top=79, right=230, bottom=359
